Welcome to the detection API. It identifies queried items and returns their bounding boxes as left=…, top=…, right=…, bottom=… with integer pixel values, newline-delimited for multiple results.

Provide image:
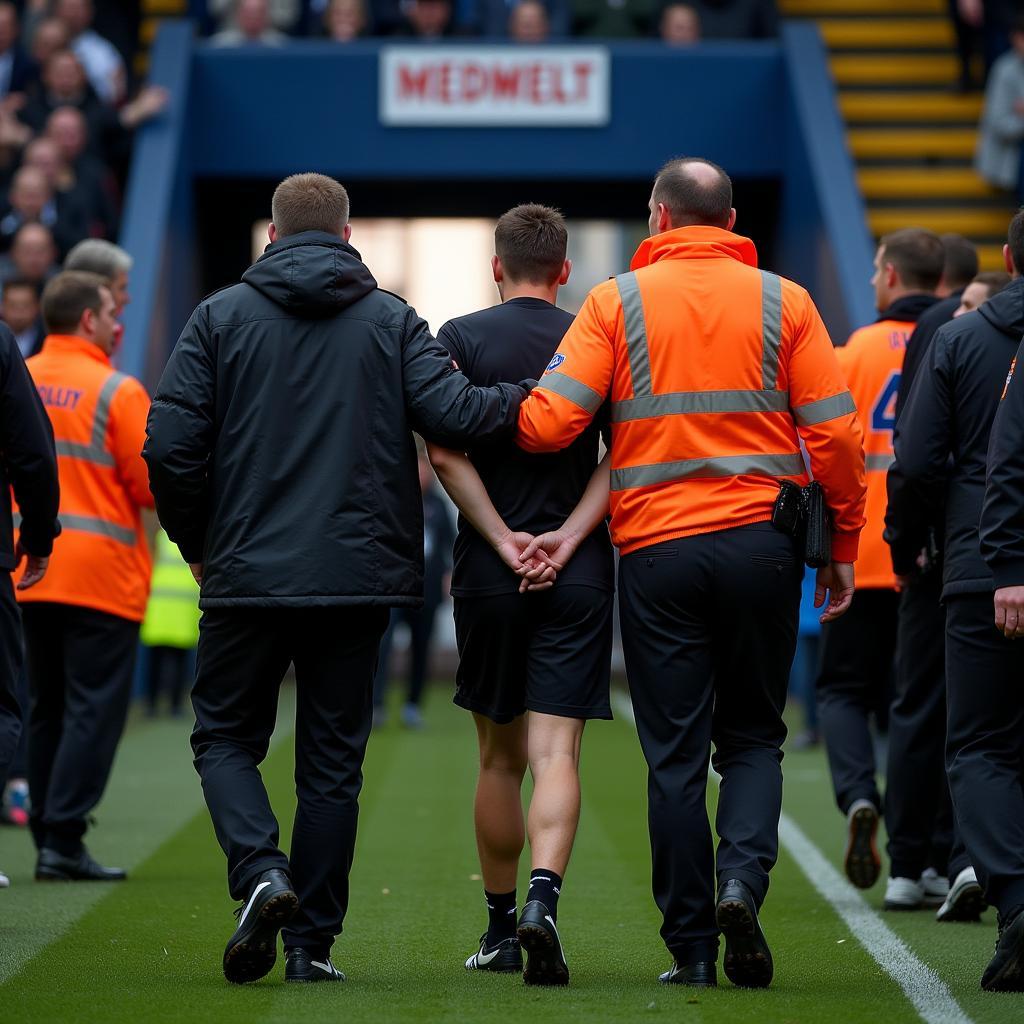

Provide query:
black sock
left=527, top=869, right=562, bottom=921
left=484, top=889, right=517, bottom=945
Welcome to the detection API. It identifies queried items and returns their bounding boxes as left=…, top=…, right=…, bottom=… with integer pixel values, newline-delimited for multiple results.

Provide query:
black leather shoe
left=517, top=900, right=569, bottom=986
left=659, top=961, right=717, bottom=987
left=982, top=906, right=1024, bottom=992
left=285, top=947, right=346, bottom=983
left=35, top=847, right=126, bottom=882
left=223, top=868, right=298, bottom=985
left=716, top=878, right=773, bottom=989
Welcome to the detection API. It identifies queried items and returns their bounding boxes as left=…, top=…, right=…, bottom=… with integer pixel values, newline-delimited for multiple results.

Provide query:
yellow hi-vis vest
left=140, top=530, right=201, bottom=649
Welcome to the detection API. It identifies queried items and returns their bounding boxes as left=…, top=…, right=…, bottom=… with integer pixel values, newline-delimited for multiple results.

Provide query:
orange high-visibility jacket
left=517, top=226, right=867, bottom=561
left=835, top=316, right=916, bottom=589
left=16, top=335, right=154, bottom=621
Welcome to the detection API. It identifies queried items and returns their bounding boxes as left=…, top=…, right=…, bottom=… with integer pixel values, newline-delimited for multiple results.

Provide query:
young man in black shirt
left=428, top=205, right=613, bottom=987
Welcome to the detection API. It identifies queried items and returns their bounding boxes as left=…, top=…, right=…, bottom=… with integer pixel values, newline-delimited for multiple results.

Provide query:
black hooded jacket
left=892, top=276, right=1024, bottom=598
left=143, top=232, right=528, bottom=608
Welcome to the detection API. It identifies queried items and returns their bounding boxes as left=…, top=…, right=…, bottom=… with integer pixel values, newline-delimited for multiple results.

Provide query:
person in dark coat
left=0, top=320, right=61, bottom=888
left=143, top=173, right=530, bottom=986
left=893, top=209, right=1024, bottom=991
left=372, top=445, right=455, bottom=730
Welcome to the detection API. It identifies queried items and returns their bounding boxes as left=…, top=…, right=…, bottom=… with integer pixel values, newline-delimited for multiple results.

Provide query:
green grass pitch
left=0, top=685, right=1019, bottom=1023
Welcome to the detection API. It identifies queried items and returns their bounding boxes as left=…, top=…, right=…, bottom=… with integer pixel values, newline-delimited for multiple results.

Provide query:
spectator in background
left=0, top=223, right=58, bottom=290
left=509, top=1, right=550, bottom=42
left=0, top=4, right=40, bottom=104
left=373, top=446, right=455, bottom=730
left=209, top=0, right=301, bottom=33
left=22, top=135, right=90, bottom=245
left=480, top=0, right=569, bottom=37
left=0, top=165, right=81, bottom=256
left=323, top=0, right=366, bottom=41
left=959, top=0, right=1018, bottom=74
left=396, top=0, right=461, bottom=38
left=53, top=0, right=124, bottom=105
left=30, top=18, right=71, bottom=71
left=955, top=269, right=1012, bottom=316
left=686, top=0, right=776, bottom=38
left=573, top=0, right=654, bottom=37
left=0, top=279, right=43, bottom=358
left=976, top=18, right=1024, bottom=194
left=661, top=3, right=700, bottom=44
left=210, top=0, right=289, bottom=45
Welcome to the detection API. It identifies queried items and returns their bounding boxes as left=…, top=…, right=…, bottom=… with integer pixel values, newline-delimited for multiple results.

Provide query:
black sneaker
left=716, top=878, right=773, bottom=989
left=223, top=868, right=298, bottom=985
left=285, top=947, right=346, bottom=983
left=517, top=900, right=569, bottom=986
left=982, top=906, right=1024, bottom=992
left=844, top=799, right=881, bottom=890
left=35, top=846, right=126, bottom=882
left=659, top=961, right=717, bottom=987
left=464, top=934, right=522, bottom=973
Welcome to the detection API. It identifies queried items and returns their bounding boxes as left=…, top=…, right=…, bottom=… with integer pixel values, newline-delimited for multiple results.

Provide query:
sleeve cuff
left=831, top=531, right=860, bottom=563
left=992, top=559, right=1024, bottom=590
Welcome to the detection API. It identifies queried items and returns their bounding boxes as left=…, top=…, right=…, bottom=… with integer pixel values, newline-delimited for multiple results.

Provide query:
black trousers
left=619, top=523, right=802, bottom=965
left=372, top=604, right=439, bottom=709
left=145, top=645, right=191, bottom=714
left=0, top=576, right=24, bottom=783
left=21, top=602, right=139, bottom=855
left=884, top=577, right=967, bottom=881
left=946, top=593, right=1024, bottom=917
left=816, top=588, right=900, bottom=815
left=191, top=605, right=388, bottom=956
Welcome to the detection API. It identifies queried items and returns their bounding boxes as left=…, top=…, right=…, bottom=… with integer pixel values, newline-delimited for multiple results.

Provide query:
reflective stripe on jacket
left=140, top=529, right=200, bottom=648
left=16, top=334, right=154, bottom=620
left=836, top=318, right=915, bottom=589
left=516, top=226, right=867, bottom=560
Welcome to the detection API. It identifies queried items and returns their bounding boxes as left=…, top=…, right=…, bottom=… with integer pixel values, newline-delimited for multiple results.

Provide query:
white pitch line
left=609, top=690, right=974, bottom=1024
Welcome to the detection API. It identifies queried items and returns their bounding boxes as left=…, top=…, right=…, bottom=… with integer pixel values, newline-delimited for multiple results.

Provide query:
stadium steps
left=134, top=0, right=188, bottom=77
left=780, top=0, right=1013, bottom=272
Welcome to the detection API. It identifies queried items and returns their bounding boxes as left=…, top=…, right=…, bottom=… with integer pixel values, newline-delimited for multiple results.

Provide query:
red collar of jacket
left=38, top=334, right=112, bottom=366
left=630, top=225, right=760, bottom=271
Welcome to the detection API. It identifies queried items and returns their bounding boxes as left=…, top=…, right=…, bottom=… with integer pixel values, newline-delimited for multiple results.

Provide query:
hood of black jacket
left=241, top=231, right=377, bottom=318
left=978, top=276, right=1024, bottom=339
left=877, top=293, right=939, bottom=324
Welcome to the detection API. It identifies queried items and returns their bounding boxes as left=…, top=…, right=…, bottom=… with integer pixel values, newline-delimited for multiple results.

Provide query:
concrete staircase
left=782, top=0, right=1011, bottom=269
left=134, top=0, right=189, bottom=78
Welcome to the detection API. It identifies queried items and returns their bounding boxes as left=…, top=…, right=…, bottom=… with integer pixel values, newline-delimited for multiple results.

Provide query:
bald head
left=649, top=157, right=734, bottom=235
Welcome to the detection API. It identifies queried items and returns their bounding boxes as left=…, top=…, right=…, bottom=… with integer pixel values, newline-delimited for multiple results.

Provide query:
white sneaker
left=884, top=876, right=924, bottom=911
left=0, top=869, right=9, bottom=888
left=920, top=867, right=950, bottom=907
left=936, top=867, right=987, bottom=923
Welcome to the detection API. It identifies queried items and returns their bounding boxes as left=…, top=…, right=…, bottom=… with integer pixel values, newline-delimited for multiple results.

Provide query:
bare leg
left=527, top=712, right=585, bottom=876
left=473, top=713, right=528, bottom=892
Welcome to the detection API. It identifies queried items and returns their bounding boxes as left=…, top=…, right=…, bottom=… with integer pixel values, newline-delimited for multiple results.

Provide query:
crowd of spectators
left=201, top=0, right=779, bottom=47
left=0, top=1, right=165, bottom=358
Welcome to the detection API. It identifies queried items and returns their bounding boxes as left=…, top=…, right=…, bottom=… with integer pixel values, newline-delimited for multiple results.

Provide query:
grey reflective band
left=615, top=273, right=653, bottom=398
left=613, top=389, right=790, bottom=423
left=54, top=440, right=115, bottom=467
left=792, top=391, right=857, bottom=427
left=866, top=453, right=895, bottom=472
left=59, top=514, right=136, bottom=545
left=760, top=271, right=783, bottom=391
left=538, top=371, right=604, bottom=415
left=610, top=451, right=806, bottom=492
left=54, top=370, right=126, bottom=469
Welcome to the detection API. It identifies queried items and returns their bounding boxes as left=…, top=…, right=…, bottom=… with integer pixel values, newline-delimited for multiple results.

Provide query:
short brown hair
left=494, top=204, right=567, bottom=284
left=878, top=228, right=945, bottom=292
left=652, top=157, right=732, bottom=229
left=41, top=270, right=107, bottom=334
left=271, top=173, right=350, bottom=239
left=973, top=270, right=1012, bottom=296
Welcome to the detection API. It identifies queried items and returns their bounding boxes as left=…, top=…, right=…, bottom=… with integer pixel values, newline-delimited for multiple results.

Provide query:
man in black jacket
left=0, top=320, right=60, bottom=888
left=143, top=173, right=529, bottom=986
left=895, top=209, right=1024, bottom=991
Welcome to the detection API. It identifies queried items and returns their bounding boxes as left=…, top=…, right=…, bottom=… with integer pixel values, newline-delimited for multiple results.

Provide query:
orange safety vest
left=835, top=317, right=915, bottom=589
left=15, top=334, right=155, bottom=621
left=517, top=226, right=867, bottom=561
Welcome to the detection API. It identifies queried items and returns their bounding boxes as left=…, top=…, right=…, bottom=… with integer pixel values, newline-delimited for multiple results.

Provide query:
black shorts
left=453, top=584, right=613, bottom=725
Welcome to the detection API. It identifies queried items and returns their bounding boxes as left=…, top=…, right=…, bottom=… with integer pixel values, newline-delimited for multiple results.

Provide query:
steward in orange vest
left=16, top=270, right=154, bottom=882
left=816, top=227, right=943, bottom=898
left=516, top=159, right=867, bottom=990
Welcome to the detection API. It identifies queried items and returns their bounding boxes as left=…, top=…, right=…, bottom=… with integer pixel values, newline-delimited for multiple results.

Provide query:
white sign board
left=379, top=47, right=610, bottom=127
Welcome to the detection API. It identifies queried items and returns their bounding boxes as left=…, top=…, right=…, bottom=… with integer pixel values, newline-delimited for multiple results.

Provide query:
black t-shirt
left=439, top=297, right=614, bottom=597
